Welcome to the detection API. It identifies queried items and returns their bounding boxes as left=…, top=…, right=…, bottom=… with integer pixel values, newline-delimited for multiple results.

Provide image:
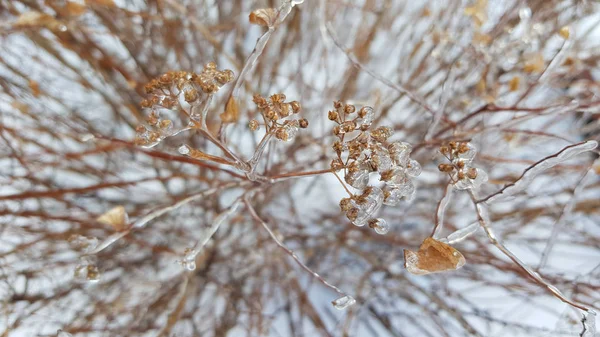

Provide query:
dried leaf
left=29, top=80, right=41, bottom=97
left=404, top=237, right=466, bottom=275
left=220, top=96, right=239, bottom=123
left=85, top=0, right=116, bottom=7
left=97, top=206, right=128, bottom=232
left=249, top=8, right=277, bottom=27
left=64, top=2, right=87, bottom=17
left=523, top=53, right=545, bottom=74
left=508, top=76, right=520, bottom=92
left=559, top=26, right=570, bottom=39
left=14, top=11, right=64, bottom=32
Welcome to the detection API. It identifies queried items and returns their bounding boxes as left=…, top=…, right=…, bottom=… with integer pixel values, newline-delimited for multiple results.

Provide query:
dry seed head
left=279, top=103, right=291, bottom=117
left=248, top=119, right=259, bottom=131
left=346, top=207, right=359, bottom=221
left=275, top=128, right=289, bottom=141
left=270, top=93, right=286, bottom=104
left=344, top=104, right=356, bottom=114
left=438, top=163, right=454, bottom=172
left=333, top=100, right=344, bottom=109
left=331, top=158, right=344, bottom=171
left=290, top=101, right=301, bottom=113
left=466, top=167, right=478, bottom=179
left=159, top=119, right=172, bottom=129
left=299, top=118, right=309, bottom=129
left=184, top=88, right=198, bottom=102
left=339, top=198, right=353, bottom=211
left=371, top=126, right=393, bottom=143
left=342, top=121, right=356, bottom=133
left=328, top=110, right=339, bottom=121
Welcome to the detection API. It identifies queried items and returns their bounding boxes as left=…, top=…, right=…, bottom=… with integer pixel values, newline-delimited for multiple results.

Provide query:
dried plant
left=1, top=1, right=600, bottom=337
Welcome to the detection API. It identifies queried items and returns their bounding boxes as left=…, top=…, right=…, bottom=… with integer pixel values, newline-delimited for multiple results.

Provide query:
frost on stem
left=328, top=102, right=421, bottom=234
left=404, top=237, right=466, bottom=275
left=483, top=140, right=598, bottom=204
left=177, top=198, right=243, bottom=271
left=438, top=141, right=487, bottom=190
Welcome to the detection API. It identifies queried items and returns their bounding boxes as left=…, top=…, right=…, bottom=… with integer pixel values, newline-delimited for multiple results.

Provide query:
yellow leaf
left=97, top=206, right=128, bottom=232
left=559, top=26, right=570, bottom=39
left=508, top=76, right=520, bottom=92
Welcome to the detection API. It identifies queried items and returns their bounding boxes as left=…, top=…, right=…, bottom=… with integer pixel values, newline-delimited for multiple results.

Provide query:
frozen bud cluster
left=438, top=141, right=487, bottom=190
left=252, top=93, right=306, bottom=142
left=178, top=247, right=198, bottom=271
left=328, top=101, right=421, bottom=234
left=74, top=257, right=100, bottom=283
left=136, top=62, right=234, bottom=147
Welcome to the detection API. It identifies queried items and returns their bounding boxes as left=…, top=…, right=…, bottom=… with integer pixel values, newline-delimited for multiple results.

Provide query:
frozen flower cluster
left=135, top=62, right=234, bottom=147
left=328, top=101, right=421, bottom=234
left=438, top=141, right=488, bottom=190
left=250, top=93, right=308, bottom=142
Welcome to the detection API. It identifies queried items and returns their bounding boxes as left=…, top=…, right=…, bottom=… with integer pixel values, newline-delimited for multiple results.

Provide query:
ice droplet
left=370, top=218, right=390, bottom=235
left=406, top=159, right=422, bottom=177
left=389, top=141, right=412, bottom=166
left=332, top=294, right=356, bottom=310
left=178, top=144, right=190, bottom=155
left=178, top=247, right=197, bottom=271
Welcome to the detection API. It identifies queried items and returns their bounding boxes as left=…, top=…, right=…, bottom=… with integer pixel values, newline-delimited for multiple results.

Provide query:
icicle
left=332, top=295, right=356, bottom=310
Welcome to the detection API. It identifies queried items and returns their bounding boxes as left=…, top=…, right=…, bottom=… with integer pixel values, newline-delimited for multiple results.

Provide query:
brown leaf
left=85, top=0, right=116, bottom=8
left=97, top=206, right=128, bottom=232
left=64, top=2, right=87, bottom=17
left=404, top=237, right=465, bottom=275
left=249, top=8, right=277, bottom=27
left=29, top=80, right=41, bottom=97
left=14, top=11, right=63, bottom=32
left=220, top=96, right=239, bottom=123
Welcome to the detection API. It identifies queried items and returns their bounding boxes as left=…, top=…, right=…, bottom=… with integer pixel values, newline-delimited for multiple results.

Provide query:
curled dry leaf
left=97, top=206, right=129, bottom=232
left=404, top=237, right=466, bottom=275
left=249, top=8, right=277, bottom=27
left=220, top=96, right=239, bottom=123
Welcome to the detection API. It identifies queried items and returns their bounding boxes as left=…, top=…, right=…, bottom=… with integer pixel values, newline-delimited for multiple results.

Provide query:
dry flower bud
left=438, top=163, right=454, bottom=172
left=339, top=198, right=353, bottom=212
left=466, top=167, right=478, bottom=179
left=328, top=110, right=339, bottom=121
left=184, top=88, right=198, bottom=102
left=280, top=103, right=291, bottom=117
left=331, top=158, right=344, bottom=171
left=248, top=119, right=259, bottom=131
left=299, top=118, right=309, bottom=128
left=275, top=128, right=288, bottom=141
left=344, top=105, right=356, bottom=114
left=290, top=101, right=301, bottom=113
left=271, top=93, right=286, bottom=103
